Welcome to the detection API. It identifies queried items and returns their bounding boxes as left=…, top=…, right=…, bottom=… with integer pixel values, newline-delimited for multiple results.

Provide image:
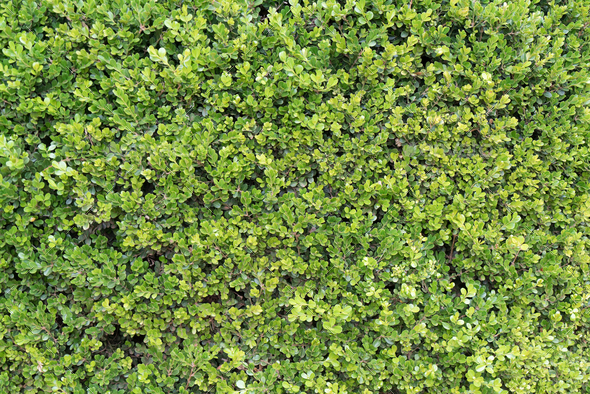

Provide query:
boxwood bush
left=1, top=0, right=590, bottom=392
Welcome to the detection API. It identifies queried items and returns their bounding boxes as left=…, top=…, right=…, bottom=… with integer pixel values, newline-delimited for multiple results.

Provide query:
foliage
left=1, top=0, right=590, bottom=392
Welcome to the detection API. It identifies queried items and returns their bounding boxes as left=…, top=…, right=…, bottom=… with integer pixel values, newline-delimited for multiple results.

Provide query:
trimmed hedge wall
left=1, top=0, right=590, bottom=392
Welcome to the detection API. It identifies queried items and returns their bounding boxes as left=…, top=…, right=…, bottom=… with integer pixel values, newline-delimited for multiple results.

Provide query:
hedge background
left=1, top=0, right=590, bottom=393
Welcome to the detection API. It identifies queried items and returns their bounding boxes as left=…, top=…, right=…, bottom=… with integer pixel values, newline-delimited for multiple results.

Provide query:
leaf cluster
left=1, top=0, right=590, bottom=393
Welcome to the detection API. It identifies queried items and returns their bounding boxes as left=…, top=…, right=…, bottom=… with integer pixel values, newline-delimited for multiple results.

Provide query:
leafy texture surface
left=1, top=0, right=590, bottom=393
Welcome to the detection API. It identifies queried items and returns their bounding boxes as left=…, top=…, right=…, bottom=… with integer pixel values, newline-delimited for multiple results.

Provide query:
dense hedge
left=1, top=0, right=590, bottom=392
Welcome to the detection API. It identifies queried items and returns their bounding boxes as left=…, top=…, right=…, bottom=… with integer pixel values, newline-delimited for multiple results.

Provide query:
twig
left=448, top=233, right=457, bottom=264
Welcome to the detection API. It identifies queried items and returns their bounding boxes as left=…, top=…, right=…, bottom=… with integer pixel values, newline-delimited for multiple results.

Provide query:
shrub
left=1, top=0, right=590, bottom=392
